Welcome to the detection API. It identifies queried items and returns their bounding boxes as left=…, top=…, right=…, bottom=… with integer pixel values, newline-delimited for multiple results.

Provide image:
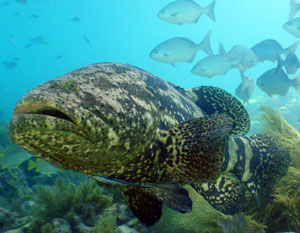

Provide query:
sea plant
left=259, top=105, right=300, bottom=169
left=93, top=214, right=117, bottom=233
left=28, top=178, right=113, bottom=232
left=241, top=105, right=300, bottom=232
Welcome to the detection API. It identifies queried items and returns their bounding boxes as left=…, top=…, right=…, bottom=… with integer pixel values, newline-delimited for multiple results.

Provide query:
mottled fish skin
left=193, top=133, right=290, bottom=215
left=9, top=63, right=205, bottom=183
left=9, top=62, right=258, bottom=225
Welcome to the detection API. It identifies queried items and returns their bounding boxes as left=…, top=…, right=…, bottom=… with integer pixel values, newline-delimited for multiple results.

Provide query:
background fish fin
left=157, top=114, right=230, bottom=182
left=123, top=187, right=162, bottom=226
left=286, top=41, right=299, bottom=55
left=199, top=31, right=213, bottom=55
left=292, top=75, right=300, bottom=92
left=147, top=184, right=192, bottom=213
left=204, top=0, right=216, bottom=22
left=276, top=54, right=284, bottom=72
left=219, top=42, right=226, bottom=56
left=289, top=0, right=299, bottom=19
left=186, top=86, right=250, bottom=136
left=192, top=174, right=246, bottom=215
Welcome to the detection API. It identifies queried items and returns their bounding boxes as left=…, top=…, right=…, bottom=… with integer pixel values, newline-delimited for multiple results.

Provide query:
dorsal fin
left=185, top=86, right=250, bottom=136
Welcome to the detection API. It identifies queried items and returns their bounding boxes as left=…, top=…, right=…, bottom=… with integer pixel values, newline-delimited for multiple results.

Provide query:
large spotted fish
left=8, top=63, right=290, bottom=226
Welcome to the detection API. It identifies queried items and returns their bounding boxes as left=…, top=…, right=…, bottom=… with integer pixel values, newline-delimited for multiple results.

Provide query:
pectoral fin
left=157, top=114, right=232, bottom=183
left=192, top=174, right=246, bottom=215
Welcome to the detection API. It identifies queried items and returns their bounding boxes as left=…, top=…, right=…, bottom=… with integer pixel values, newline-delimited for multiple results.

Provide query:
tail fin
left=285, top=41, right=299, bottom=56
left=292, top=75, right=300, bottom=92
left=289, top=0, right=300, bottom=19
left=203, top=0, right=216, bottom=22
left=219, top=42, right=226, bottom=56
left=199, top=31, right=213, bottom=55
left=276, top=54, right=284, bottom=72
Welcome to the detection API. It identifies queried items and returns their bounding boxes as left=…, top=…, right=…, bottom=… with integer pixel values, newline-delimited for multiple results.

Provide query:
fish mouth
left=14, top=102, right=77, bottom=125
left=25, top=108, right=76, bottom=124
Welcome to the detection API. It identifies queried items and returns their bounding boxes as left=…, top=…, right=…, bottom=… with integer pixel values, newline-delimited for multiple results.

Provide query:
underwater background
left=1, top=0, right=300, bottom=232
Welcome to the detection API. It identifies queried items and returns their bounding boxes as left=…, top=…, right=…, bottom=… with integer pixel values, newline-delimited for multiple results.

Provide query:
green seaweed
left=241, top=105, right=300, bottom=232
left=93, top=214, right=117, bottom=233
left=259, top=105, right=300, bottom=169
left=219, top=214, right=266, bottom=233
left=28, top=178, right=113, bottom=232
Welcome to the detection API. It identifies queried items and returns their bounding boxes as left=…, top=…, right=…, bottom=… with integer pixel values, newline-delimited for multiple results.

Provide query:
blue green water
left=1, top=1, right=300, bottom=232
left=0, top=0, right=296, bottom=120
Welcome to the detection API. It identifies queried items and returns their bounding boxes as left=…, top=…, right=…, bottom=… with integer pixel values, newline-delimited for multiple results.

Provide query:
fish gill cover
left=1, top=0, right=300, bottom=232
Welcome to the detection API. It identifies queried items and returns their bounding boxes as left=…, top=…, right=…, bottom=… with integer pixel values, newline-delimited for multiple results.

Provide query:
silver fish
left=251, top=39, right=298, bottom=62
left=256, top=67, right=300, bottom=97
left=225, top=45, right=259, bottom=71
left=283, top=17, right=300, bottom=38
left=278, top=53, right=300, bottom=74
left=150, top=31, right=212, bottom=66
left=235, top=71, right=254, bottom=104
left=191, top=55, right=238, bottom=78
left=290, top=0, right=300, bottom=19
left=158, top=0, right=216, bottom=25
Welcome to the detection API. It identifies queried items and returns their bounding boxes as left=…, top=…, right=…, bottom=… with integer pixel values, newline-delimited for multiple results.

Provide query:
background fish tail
left=285, top=41, right=299, bottom=56
left=291, top=75, right=300, bottom=92
left=203, top=0, right=216, bottom=22
left=198, top=31, right=213, bottom=55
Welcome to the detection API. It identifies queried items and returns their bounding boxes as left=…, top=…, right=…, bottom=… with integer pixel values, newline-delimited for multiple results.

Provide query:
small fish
left=13, top=12, right=20, bottom=17
left=83, top=35, right=90, bottom=45
left=157, top=0, right=216, bottom=24
left=225, top=45, right=259, bottom=71
left=283, top=17, right=300, bottom=38
left=30, top=14, right=39, bottom=19
left=15, top=0, right=27, bottom=4
left=0, top=150, right=32, bottom=169
left=256, top=67, right=300, bottom=97
left=55, top=55, right=62, bottom=60
left=27, top=158, right=59, bottom=176
left=30, top=35, right=47, bottom=46
left=235, top=71, right=255, bottom=104
left=71, top=17, right=81, bottom=22
left=191, top=55, right=238, bottom=78
left=150, top=31, right=212, bottom=66
left=251, top=39, right=298, bottom=62
left=2, top=61, right=18, bottom=69
left=290, top=0, right=300, bottom=19
left=278, top=53, right=300, bottom=74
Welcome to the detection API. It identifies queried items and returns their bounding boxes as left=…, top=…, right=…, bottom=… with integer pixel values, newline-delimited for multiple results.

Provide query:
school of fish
left=150, top=0, right=300, bottom=103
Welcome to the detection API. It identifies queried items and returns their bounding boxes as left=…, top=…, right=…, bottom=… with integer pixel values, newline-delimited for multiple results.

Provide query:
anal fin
left=192, top=174, right=246, bottom=215
left=123, top=184, right=192, bottom=226
left=123, top=187, right=162, bottom=226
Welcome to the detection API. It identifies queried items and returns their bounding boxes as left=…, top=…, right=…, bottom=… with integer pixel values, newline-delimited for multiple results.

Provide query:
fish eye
left=66, top=80, right=78, bottom=90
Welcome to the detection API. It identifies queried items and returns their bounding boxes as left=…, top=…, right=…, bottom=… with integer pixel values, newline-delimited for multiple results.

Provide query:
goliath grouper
left=8, top=63, right=290, bottom=226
